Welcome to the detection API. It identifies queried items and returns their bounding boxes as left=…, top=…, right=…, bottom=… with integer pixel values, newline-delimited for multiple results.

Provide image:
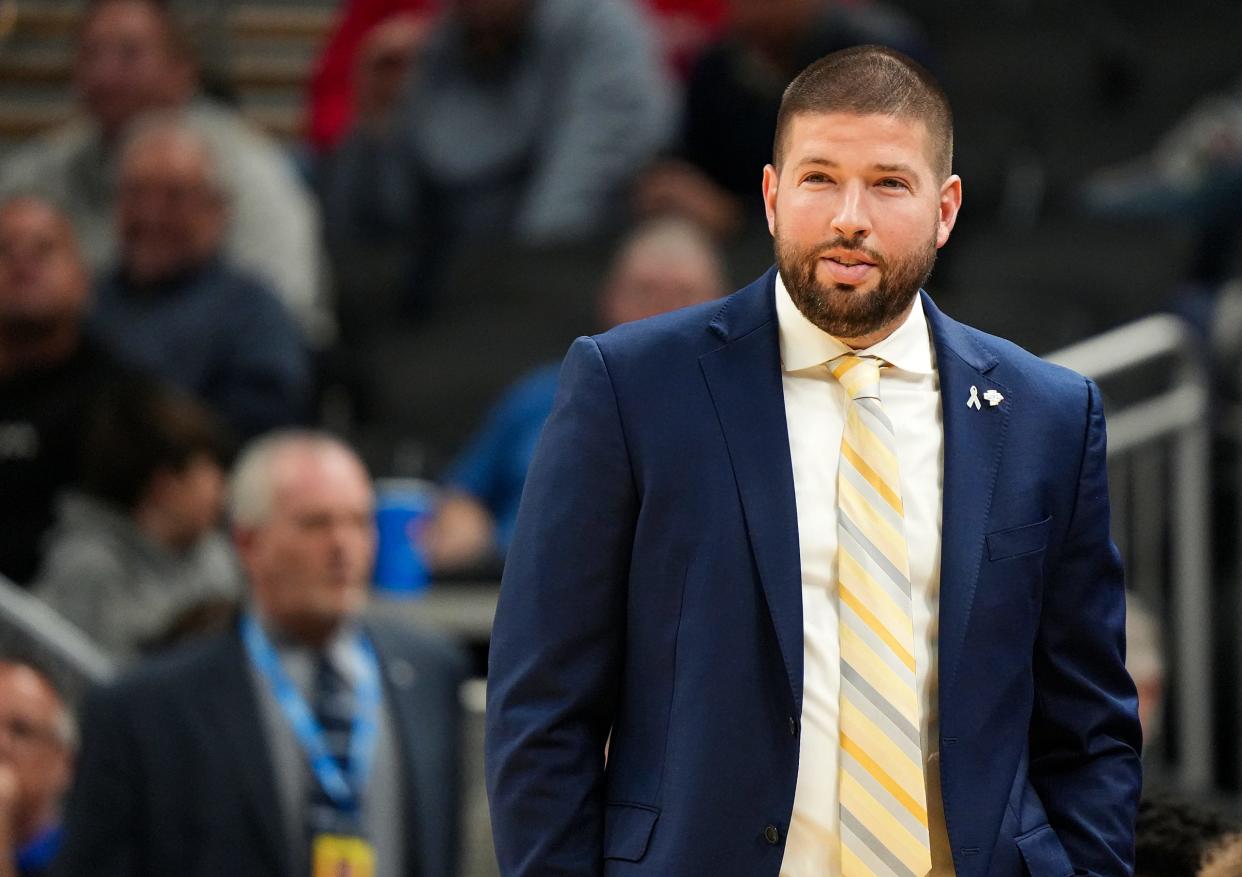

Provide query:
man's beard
left=776, top=225, right=938, bottom=340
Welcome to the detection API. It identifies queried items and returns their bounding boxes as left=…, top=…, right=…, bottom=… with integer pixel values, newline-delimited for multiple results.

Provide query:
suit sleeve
left=1029, top=378, right=1142, bottom=876
left=51, top=685, right=140, bottom=877
left=485, top=336, right=636, bottom=877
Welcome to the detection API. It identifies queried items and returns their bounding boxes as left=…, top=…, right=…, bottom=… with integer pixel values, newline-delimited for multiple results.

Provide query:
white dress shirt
left=775, top=274, right=955, bottom=877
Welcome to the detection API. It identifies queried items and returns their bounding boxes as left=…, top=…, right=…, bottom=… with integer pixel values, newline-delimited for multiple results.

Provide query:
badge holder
left=312, top=834, right=376, bottom=877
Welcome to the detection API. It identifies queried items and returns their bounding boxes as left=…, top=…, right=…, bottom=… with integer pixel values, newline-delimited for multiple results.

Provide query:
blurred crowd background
left=3, top=0, right=1242, bottom=874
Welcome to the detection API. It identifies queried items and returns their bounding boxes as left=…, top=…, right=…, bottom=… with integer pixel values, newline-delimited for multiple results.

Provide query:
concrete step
left=0, top=48, right=316, bottom=89
left=3, top=2, right=335, bottom=41
left=0, top=98, right=301, bottom=143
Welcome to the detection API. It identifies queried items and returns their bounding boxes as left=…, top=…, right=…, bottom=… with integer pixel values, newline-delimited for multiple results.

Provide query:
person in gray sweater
left=34, top=379, right=241, bottom=661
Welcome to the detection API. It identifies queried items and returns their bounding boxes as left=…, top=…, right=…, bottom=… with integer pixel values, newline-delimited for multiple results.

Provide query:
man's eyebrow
left=795, top=157, right=838, bottom=168
left=873, top=163, right=918, bottom=175
left=793, top=158, right=920, bottom=176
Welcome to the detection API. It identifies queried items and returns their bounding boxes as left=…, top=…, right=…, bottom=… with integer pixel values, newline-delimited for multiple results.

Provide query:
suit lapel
left=206, top=630, right=291, bottom=877
left=699, top=270, right=804, bottom=708
left=366, top=625, right=429, bottom=877
left=924, top=293, right=1012, bottom=701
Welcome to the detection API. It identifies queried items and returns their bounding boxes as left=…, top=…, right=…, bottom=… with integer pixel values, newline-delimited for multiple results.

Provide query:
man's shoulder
left=932, top=301, right=1094, bottom=402
left=365, top=615, right=469, bottom=686
left=206, top=261, right=289, bottom=309
left=593, top=285, right=753, bottom=358
left=165, top=261, right=297, bottom=332
left=0, top=121, right=92, bottom=188
left=578, top=277, right=770, bottom=391
left=95, top=627, right=241, bottom=711
left=603, top=296, right=717, bottom=341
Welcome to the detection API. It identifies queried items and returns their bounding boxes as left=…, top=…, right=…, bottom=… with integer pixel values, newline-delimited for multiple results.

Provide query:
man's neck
left=121, top=255, right=215, bottom=294
left=259, top=612, right=349, bottom=653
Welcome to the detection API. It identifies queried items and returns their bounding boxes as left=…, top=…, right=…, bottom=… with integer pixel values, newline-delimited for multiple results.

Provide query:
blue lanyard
left=17, top=824, right=62, bottom=871
left=242, top=614, right=382, bottom=810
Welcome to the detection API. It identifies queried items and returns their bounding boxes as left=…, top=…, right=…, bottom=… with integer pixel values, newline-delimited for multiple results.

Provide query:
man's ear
left=762, top=164, right=779, bottom=237
left=936, top=174, right=962, bottom=249
left=232, top=524, right=258, bottom=566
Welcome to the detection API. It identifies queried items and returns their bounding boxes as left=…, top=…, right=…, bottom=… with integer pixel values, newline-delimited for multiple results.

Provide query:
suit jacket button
left=788, top=717, right=798, bottom=736
left=764, top=825, right=781, bottom=845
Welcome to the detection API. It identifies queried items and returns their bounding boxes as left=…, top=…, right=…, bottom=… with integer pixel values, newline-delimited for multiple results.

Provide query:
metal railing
left=0, top=575, right=116, bottom=698
left=1048, top=314, right=1212, bottom=791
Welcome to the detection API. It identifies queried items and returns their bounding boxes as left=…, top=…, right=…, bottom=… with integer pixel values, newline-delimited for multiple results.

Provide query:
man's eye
left=877, top=178, right=908, bottom=189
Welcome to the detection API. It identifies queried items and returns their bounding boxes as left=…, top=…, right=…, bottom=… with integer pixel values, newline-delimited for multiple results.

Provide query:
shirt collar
left=250, top=607, right=366, bottom=684
left=775, top=272, right=935, bottom=375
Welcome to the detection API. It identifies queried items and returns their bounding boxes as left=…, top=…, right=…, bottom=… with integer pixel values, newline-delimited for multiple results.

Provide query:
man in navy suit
left=485, top=45, right=1141, bottom=877
left=54, top=431, right=466, bottom=877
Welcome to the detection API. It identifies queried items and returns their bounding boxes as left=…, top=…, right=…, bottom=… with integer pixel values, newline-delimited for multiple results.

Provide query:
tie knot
left=830, top=354, right=883, bottom=401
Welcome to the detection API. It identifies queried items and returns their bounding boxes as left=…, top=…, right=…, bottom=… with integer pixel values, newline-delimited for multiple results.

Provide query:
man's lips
left=819, top=249, right=878, bottom=284
left=821, top=248, right=877, bottom=267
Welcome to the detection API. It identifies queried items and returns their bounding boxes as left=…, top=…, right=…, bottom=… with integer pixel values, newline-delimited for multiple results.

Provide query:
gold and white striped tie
left=830, top=353, right=931, bottom=877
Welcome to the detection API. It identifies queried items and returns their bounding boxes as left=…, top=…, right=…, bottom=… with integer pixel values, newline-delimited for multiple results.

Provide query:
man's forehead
left=268, top=446, right=372, bottom=503
left=780, top=110, right=938, bottom=175
left=787, top=110, right=931, bottom=145
left=82, top=0, right=166, bottom=38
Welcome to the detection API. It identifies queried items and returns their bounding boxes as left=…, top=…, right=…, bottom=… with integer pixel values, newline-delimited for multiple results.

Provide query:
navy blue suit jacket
left=54, top=617, right=465, bottom=877
left=485, top=269, right=1142, bottom=877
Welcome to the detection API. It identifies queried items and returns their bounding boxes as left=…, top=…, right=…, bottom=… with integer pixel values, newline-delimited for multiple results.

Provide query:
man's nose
left=830, top=181, right=871, bottom=240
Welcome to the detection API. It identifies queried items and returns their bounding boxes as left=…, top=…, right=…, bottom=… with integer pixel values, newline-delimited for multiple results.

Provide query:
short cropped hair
left=228, top=430, right=365, bottom=528
left=773, top=44, right=953, bottom=179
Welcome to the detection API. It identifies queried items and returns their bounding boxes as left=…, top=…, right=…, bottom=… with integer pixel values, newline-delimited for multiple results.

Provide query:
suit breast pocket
left=976, top=517, right=1052, bottom=640
left=986, top=516, right=1052, bottom=562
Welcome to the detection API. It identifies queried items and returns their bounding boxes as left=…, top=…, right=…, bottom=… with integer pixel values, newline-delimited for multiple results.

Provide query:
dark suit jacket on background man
left=54, top=616, right=464, bottom=877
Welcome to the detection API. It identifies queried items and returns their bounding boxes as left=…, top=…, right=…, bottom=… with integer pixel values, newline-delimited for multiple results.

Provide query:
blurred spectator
left=307, top=0, right=721, bottom=154
left=0, top=655, right=76, bottom=877
left=324, top=0, right=674, bottom=306
left=89, top=120, right=312, bottom=441
left=0, top=0, right=331, bottom=345
left=53, top=432, right=465, bottom=877
left=1135, top=795, right=1241, bottom=877
left=635, top=0, right=930, bottom=238
left=33, top=379, right=241, bottom=662
left=644, top=0, right=727, bottom=78
left=421, top=216, right=726, bottom=574
left=306, top=0, right=437, bottom=154
left=1080, top=74, right=1242, bottom=283
left=1200, top=833, right=1242, bottom=877
left=0, top=196, right=131, bottom=587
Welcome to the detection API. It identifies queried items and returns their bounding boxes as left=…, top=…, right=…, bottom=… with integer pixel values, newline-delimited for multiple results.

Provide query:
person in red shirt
left=305, top=0, right=726, bottom=153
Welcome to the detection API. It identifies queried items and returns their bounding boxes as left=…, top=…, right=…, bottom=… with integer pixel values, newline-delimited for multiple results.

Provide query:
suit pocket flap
left=1014, top=824, right=1074, bottom=877
left=987, top=516, right=1052, bottom=561
left=603, top=803, right=659, bottom=862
